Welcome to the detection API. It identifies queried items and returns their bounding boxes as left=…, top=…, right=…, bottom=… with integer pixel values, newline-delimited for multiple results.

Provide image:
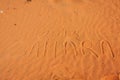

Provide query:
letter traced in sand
left=81, top=41, right=98, bottom=58
left=100, top=40, right=115, bottom=58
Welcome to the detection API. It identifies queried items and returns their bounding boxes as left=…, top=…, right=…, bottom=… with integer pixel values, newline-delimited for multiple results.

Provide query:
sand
left=0, top=0, right=120, bottom=80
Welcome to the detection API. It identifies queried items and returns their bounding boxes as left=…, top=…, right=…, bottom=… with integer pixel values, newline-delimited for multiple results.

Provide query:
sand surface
left=0, top=0, right=120, bottom=80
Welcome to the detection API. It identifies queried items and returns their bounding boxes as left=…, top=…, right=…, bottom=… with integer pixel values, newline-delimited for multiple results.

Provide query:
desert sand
left=0, top=0, right=120, bottom=80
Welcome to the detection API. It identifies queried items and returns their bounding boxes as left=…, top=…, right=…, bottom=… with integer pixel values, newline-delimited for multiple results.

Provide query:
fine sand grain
left=0, top=0, right=120, bottom=80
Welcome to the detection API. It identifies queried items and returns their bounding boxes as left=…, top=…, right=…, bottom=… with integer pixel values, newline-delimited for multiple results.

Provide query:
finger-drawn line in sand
left=29, top=43, right=36, bottom=56
left=64, top=41, right=68, bottom=55
left=43, top=41, right=48, bottom=56
left=87, top=48, right=98, bottom=58
left=80, top=41, right=85, bottom=55
left=63, top=40, right=79, bottom=58
left=100, top=40, right=115, bottom=58
left=81, top=41, right=87, bottom=55
left=81, top=47, right=85, bottom=55
left=70, top=41, right=78, bottom=56
left=81, top=41, right=98, bottom=58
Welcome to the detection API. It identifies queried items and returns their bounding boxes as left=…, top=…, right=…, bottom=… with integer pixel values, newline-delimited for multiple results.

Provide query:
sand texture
left=0, top=0, right=120, bottom=80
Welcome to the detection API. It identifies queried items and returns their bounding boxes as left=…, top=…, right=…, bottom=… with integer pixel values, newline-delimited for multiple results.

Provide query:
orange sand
left=0, top=0, right=120, bottom=80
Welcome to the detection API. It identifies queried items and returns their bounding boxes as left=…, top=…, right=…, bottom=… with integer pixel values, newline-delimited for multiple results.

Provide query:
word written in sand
left=26, top=40, right=115, bottom=58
